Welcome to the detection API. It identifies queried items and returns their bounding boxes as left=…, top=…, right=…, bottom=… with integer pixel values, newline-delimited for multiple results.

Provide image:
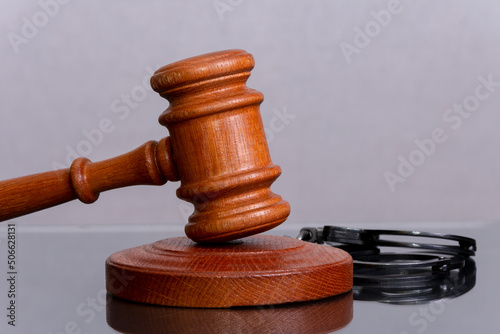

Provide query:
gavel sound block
left=0, top=50, right=352, bottom=307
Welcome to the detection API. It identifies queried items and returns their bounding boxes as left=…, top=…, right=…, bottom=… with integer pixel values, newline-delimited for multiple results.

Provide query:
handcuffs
left=297, top=226, right=477, bottom=304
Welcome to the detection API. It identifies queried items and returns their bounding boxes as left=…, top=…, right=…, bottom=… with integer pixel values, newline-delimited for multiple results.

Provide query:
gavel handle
left=0, top=137, right=178, bottom=222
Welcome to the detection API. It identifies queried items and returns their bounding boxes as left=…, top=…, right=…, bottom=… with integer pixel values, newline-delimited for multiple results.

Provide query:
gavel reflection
left=106, top=292, right=353, bottom=334
left=0, top=49, right=290, bottom=243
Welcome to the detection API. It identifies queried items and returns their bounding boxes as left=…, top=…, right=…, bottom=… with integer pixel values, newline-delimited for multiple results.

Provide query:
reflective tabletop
left=0, top=221, right=497, bottom=334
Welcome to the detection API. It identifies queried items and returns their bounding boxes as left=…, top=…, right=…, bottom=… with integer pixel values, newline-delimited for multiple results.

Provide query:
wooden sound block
left=106, top=235, right=353, bottom=308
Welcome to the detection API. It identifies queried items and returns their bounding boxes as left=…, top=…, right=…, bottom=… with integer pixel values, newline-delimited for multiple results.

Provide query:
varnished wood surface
left=151, top=49, right=290, bottom=243
left=103, top=50, right=352, bottom=309
left=0, top=49, right=353, bottom=309
left=107, top=291, right=353, bottom=334
left=0, top=49, right=289, bottom=244
left=106, top=235, right=353, bottom=308
left=0, top=137, right=177, bottom=222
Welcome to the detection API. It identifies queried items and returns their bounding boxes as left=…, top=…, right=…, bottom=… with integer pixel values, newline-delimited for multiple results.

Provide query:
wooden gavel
left=0, top=49, right=291, bottom=243
left=2, top=50, right=352, bottom=308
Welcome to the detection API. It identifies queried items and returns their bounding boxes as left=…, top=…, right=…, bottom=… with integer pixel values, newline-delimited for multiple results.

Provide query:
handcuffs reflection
left=107, top=291, right=353, bottom=334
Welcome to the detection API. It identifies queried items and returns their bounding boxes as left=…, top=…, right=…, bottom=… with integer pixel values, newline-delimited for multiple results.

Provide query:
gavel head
left=150, top=50, right=290, bottom=243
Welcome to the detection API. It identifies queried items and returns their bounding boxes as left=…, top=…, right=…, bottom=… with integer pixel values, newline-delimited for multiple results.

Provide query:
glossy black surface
left=0, top=222, right=497, bottom=333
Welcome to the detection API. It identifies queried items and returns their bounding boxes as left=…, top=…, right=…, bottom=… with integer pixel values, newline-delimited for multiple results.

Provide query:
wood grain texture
left=0, top=49, right=288, bottom=244
left=0, top=137, right=178, bottom=221
left=106, top=235, right=353, bottom=308
left=104, top=51, right=352, bottom=309
left=151, top=49, right=291, bottom=243
left=107, top=291, right=353, bottom=334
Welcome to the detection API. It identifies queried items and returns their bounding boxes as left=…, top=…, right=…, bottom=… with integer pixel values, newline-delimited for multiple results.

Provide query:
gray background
left=1, top=0, right=499, bottom=228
